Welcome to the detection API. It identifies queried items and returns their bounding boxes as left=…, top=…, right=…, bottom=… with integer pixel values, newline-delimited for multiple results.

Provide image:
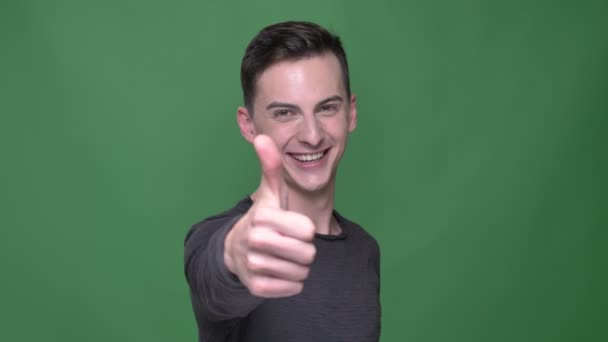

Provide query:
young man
left=184, top=21, right=380, bottom=342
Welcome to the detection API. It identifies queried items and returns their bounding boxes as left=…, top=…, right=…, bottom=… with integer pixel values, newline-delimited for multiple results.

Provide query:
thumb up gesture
left=224, top=135, right=317, bottom=298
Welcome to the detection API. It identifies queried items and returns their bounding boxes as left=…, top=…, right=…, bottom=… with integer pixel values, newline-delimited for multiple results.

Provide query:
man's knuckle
left=249, top=278, right=270, bottom=296
left=248, top=278, right=261, bottom=295
left=255, top=207, right=277, bottom=223
left=248, top=229, right=267, bottom=249
left=250, top=209, right=263, bottom=225
left=246, top=255, right=261, bottom=272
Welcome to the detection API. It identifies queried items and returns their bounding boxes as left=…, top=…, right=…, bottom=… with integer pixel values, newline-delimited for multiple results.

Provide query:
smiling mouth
left=288, top=148, right=329, bottom=162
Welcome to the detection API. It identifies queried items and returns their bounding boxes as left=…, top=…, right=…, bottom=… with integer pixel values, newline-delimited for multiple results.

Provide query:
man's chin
left=286, top=176, right=332, bottom=195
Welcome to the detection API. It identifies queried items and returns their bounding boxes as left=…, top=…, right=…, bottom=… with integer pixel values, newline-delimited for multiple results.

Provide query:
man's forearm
left=185, top=216, right=263, bottom=322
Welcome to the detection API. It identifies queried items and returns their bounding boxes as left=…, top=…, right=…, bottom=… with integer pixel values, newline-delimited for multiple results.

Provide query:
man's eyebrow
left=266, top=102, right=301, bottom=111
left=265, top=95, right=344, bottom=112
left=314, top=95, right=343, bottom=111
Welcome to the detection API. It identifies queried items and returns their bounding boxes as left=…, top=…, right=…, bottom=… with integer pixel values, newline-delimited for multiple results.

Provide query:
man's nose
left=297, top=115, right=323, bottom=147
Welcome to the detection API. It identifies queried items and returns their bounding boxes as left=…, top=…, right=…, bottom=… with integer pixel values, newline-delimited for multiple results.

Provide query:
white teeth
left=293, top=151, right=325, bottom=162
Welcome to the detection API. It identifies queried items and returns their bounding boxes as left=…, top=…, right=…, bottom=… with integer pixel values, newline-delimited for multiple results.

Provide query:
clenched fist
left=224, top=135, right=317, bottom=298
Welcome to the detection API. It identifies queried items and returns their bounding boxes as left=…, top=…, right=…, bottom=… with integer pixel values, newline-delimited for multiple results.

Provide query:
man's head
left=241, top=21, right=350, bottom=111
left=237, top=21, right=357, bottom=195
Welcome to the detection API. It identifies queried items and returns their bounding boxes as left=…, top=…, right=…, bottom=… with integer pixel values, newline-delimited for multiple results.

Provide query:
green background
left=2, top=0, right=606, bottom=341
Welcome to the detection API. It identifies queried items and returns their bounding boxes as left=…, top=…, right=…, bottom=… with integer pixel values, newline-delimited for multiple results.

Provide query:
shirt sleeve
left=184, top=215, right=264, bottom=322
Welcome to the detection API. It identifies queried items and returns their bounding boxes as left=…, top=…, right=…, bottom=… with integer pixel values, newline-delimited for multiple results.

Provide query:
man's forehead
left=254, top=54, right=345, bottom=107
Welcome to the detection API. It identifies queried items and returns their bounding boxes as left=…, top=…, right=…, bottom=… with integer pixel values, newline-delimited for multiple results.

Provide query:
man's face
left=238, top=53, right=357, bottom=194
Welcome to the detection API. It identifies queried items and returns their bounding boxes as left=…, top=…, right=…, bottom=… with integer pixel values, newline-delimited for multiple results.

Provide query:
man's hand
left=224, top=135, right=317, bottom=298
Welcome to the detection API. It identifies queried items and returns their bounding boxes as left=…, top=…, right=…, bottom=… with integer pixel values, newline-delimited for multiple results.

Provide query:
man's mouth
left=288, top=149, right=329, bottom=162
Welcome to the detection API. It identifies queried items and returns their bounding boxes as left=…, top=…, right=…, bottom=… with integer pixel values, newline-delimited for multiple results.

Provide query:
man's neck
left=287, top=185, right=339, bottom=235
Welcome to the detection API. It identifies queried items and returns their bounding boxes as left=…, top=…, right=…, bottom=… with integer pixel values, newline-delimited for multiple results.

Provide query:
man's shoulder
left=335, top=211, right=380, bottom=251
left=185, top=196, right=252, bottom=244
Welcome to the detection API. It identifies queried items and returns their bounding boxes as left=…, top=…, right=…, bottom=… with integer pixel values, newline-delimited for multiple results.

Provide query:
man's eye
left=273, top=110, right=294, bottom=118
left=320, top=104, right=338, bottom=112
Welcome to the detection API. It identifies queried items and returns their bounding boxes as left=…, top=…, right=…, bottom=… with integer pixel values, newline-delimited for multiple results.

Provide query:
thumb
left=253, top=134, right=288, bottom=209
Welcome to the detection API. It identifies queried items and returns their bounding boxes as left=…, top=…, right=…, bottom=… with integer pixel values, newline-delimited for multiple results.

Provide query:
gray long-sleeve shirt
left=184, top=197, right=381, bottom=342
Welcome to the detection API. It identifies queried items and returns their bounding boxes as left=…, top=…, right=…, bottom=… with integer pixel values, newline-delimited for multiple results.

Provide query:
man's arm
left=184, top=215, right=263, bottom=322
left=184, top=135, right=317, bottom=321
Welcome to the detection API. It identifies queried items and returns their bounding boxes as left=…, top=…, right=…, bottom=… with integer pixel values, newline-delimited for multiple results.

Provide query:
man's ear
left=348, top=94, right=358, bottom=133
left=237, top=106, right=256, bottom=143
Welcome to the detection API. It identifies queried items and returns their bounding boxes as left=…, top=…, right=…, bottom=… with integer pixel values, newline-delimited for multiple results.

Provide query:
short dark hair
left=240, top=21, right=350, bottom=111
